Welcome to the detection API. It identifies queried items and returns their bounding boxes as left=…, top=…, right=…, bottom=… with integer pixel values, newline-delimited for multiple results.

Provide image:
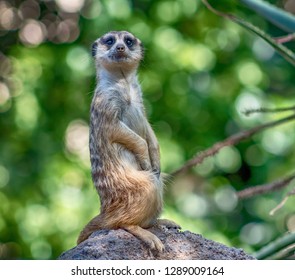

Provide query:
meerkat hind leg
left=123, top=225, right=164, bottom=252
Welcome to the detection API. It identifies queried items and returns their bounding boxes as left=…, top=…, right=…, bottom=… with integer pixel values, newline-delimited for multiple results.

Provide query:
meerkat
left=77, top=31, right=179, bottom=251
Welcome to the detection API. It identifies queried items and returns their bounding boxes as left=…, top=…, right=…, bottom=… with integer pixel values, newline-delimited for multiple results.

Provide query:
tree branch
left=269, top=187, right=295, bottom=216
left=269, top=243, right=295, bottom=260
left=274, top=33, right=295, bottom=44
left=237, top=174, right=295, bottom=200
left=201, top=0, right=235, bottom=19
left=244, top=105, right=295, bottom=116
left=171, top=113, right=295, bottom=177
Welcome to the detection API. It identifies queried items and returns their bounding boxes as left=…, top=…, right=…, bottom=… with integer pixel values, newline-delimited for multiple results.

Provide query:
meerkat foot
left=123, top=225, right=164, bottom=252
left=156, top=219, right=181, bottom=230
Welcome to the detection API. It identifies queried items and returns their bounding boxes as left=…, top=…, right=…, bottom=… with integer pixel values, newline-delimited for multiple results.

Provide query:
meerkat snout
left=116, top=43, right=125, bottom=52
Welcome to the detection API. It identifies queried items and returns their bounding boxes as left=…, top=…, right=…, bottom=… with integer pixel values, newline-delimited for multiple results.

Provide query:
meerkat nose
left=116, top=44, right=125, bottom=52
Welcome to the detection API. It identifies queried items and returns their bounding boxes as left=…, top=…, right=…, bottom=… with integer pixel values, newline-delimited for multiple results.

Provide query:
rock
left=58, top=227, right=255, bottom=260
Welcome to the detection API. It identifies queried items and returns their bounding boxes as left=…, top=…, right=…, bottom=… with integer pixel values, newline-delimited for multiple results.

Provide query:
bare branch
left=274, top=33, right=295, bottom=44
left=269, top=197, right=289, bottom=216
left=270, top=187, right=295, bottom=216
left=201, top=0, right=234, bottom=19
left=244, top=105, right=295, bottom=116
left=237, top=174, right=295, bottom=200
left=171, top=113, right=295, bottom=177
left=269, top=243, right=295, bottom=260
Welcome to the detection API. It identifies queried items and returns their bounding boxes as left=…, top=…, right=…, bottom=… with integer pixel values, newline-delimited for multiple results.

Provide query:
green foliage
left=0, top=0, right=295, bottom=259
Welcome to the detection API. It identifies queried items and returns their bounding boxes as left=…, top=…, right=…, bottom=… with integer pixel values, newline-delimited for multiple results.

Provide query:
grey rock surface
left=59, top=227, right=255, bottom=260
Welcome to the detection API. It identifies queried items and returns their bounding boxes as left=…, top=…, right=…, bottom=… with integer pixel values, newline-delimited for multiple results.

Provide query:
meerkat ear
left=91, top=42, right=98, bottom=57
left=140, top=42, right=145, bottom=59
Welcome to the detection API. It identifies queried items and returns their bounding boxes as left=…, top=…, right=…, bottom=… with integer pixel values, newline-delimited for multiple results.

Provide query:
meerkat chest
left=121, top=86, right=146, bottom=136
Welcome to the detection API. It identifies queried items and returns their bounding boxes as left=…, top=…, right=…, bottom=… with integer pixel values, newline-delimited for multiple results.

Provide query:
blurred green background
left=0, top=0, right=295, bottom=259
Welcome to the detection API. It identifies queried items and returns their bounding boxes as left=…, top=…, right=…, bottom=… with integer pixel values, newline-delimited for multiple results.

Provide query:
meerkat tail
left=77, top=214, right=104, bottom=244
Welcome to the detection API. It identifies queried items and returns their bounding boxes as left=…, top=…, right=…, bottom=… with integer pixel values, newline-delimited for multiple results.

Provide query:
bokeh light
left=240, top=223, right=274, bottom=246
left=56, top=0, right=85, bottom=13
left=237, top=61, right=263, bottom=86
left=214, top=187, right=238, bottom=213
left=252, top=37, right=275, bottom=61
left=19, top=19, right=47, bottom=46
left=0, top=82, right=11, bottom=112
left=286, top=214, right=295, bottom=232
left=0, top=2, right=21, bottom=30
left=66, top=46, right=92, bottom=74
left=262, top=129, right=293, bottom=156
left=0, top=165, right=10, bottom=188
left=65, top=120, right=90, bottom=165
left=215, top=146, right=242, bottom=173
left=105, top=0, right=131, bottom=19
left=176, top=193, right=209, bottom=218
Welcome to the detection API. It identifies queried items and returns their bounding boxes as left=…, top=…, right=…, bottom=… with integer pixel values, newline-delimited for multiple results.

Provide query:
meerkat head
left=92, top=31, right=144, bottom=74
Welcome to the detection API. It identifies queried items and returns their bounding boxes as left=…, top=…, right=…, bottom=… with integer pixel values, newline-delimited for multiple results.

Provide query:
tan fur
left=77, top=31, right=177, bottom=251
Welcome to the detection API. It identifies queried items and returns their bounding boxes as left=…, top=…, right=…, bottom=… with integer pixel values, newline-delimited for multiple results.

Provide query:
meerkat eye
left=104, top=36, right=115, bottom=46
left=125, top=37, right=134, bottom=47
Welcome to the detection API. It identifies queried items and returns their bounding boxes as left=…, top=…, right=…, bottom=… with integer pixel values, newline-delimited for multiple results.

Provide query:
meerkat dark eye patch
left=91, top=42, right=98, bottom=57
left=102, top=36, right=115, bottom=46
left=124, top=36, right=135, bottom=48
